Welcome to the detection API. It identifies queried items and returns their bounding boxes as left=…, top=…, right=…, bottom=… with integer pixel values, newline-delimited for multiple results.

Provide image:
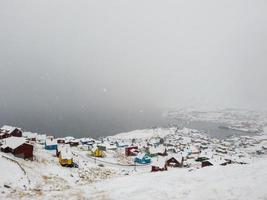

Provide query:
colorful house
left=134, top=154, right=151, bottom=164
left=1, top=136, right=33, bottom=160
left=91, top=146, right=104, bottom=157
left=59, top=146, right=73, bottom=167
left=166, top=154, right=183, bottom=168
left=45, top=139, right=58, bottom=150
left=125, top=146, right=139, bottom=156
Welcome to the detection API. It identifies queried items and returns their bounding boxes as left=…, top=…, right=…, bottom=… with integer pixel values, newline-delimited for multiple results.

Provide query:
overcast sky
left=0, top=0, right=267, bottom=135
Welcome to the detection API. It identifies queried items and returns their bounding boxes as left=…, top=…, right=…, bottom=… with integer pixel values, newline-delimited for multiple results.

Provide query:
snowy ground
left=1, top=123, right=267, bottom=199
left=1, top=155, right=267, bottom=200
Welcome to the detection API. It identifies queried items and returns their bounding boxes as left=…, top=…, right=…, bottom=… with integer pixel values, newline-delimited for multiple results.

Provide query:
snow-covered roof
left=22, top=132, right=37, bottom=139
left=152, top=157, right=166, bottom=168
left=1, top=137, right=27, bottom=149
left=167, top=153, right=183, bottom=163
left=198, top=150, right=213, bottom=159
left=0, top=125, right=21, bottom=133
left=45, top=139, right=57, bottom=146
left=60, top=146, right=73, bottom=160
left=36, top=134, right=46, bottom=140
left=135, top=153, right=148, bottom=159
left=149, top=146, right=166, bottom=154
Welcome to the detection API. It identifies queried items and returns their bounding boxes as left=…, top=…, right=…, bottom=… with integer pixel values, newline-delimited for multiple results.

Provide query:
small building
left=0, top=137, right=33, bottom=160
left=45, top=139, right=58, bottom=150
left=151, top=157, right=167, bottom=172
left=36, top=134, right=46, bottom=144
left=134, top=154, right=151, bottom=164
left=148, top=146, right=167, bottom=157
left=22, top=132, right=38, bottom=141
left=57, top=138, right=66, bottom=144
left=166, top=154, right=183, bottom=168
left=115, top=141, right=128, bottom=148
left=97, top=144, right=107, bottom=151
left=0, top=125, right=22, bottom=138
left=58, top=146, right=73, bottom=167
left=125, top=146, right=139, bottom=156
left=80, top=138, right=95, bottom=145
left=201, top=158, right=231, bottom=168
left=91, top=146, right=104, bottom=157
left=201, top=160, right=213, bottom=168
left=65, top=137, right=79, bottom=146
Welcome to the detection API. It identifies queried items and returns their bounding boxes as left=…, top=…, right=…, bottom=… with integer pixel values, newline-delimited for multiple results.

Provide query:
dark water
left=0, top=109, right=252, bottom=139
left=176, top=120, right=253, bottom=139
left=0, top=109, right=169, bottom=138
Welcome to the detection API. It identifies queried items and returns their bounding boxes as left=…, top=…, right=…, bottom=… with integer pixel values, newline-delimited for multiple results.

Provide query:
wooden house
left=22, top=132, right=37, bottom=141
left=45, top=139, right=58, bottom=150
left=166, top=154, right=183, bottom=168
left=125, top=146, right=139, bottom=156
left=58, top=146, right=73, bottom=167
left=0, top=125, right=22, bottom=138
left=0, top=137, right=33, bottom=160
left=134, top=154, right=151, bottom=164
left=91, top=146, right=104, bottom=157
left=201, top=158, right=231, bottom=168
left=65, top=137, right=79, bottom=146
left=57, top=138, right=65, bottom=144
left=97, top=144, right=107, bottom=151
left=151, top=157, right=167, bottom=172
left=201, top=160, right=214, bottom=168
left=148, top=146, right=167, bottom=157
left=36, top=134, right=46, bottom=144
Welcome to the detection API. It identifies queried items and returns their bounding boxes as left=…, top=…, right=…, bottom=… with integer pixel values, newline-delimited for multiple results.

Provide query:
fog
left=0, top=0, right=267, bottom=137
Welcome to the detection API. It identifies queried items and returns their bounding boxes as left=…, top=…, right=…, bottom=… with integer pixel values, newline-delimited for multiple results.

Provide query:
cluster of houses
left=0, top=126, right=33, bottom=160
left=1, top=125, right=265, bottom=173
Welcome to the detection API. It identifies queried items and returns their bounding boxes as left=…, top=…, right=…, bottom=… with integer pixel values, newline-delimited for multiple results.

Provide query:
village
left=0, top=124, right=267, bottom=199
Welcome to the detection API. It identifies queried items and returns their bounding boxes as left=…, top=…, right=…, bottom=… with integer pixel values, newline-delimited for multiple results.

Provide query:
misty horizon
left=1, top=0, right=267, bottom=136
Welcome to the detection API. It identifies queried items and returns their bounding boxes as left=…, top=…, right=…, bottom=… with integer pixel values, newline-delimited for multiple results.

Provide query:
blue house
left=134, top=154, right=151, bottom=164
left=115, top=141, right=128, bottom=148
left=45, top=139, right=58, bottom=150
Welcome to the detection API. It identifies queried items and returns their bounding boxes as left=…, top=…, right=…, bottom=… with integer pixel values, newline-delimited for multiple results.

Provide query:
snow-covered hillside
left=0, top=123, right=267, bottom=199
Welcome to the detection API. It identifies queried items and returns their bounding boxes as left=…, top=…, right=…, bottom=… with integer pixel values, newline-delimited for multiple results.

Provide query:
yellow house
left=91, top=146, right=104, bottom=157
left=59, top=147, right=73, bottom=166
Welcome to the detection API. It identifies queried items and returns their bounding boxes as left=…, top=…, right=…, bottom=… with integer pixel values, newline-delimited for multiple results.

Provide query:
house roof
left=22, top=132, right=38, bottom=139
left=36, top=134, right=46, bottom=141
left=167, top=153, right=183, bottom=163
left=198, top=150, right=213, bottom=159
left=1, top=137, right=28, bottom=149
left=0, top=125, right=21, bottom=133
left=60, top=146, right=73, bottom=159
left=149, top=146, right=166, bottom=154
left=152, top=157, right=166, bottom=168
left=45, top=139, right=57, bottom=146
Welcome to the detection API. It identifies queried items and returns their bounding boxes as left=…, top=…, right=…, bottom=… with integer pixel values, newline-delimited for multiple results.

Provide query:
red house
left=1, top=137, right=33, bottom=160
left=125, top=146, right=139, bottom=156
left=0, top=125, right=22, bottom=138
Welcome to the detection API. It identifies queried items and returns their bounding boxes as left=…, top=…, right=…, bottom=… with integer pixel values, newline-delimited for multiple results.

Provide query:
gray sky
left=0, top=0, right=267, bottom=135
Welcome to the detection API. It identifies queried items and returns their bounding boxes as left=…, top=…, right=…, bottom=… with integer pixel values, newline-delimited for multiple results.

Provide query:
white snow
left=1, top=137, right=26, bottom=149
